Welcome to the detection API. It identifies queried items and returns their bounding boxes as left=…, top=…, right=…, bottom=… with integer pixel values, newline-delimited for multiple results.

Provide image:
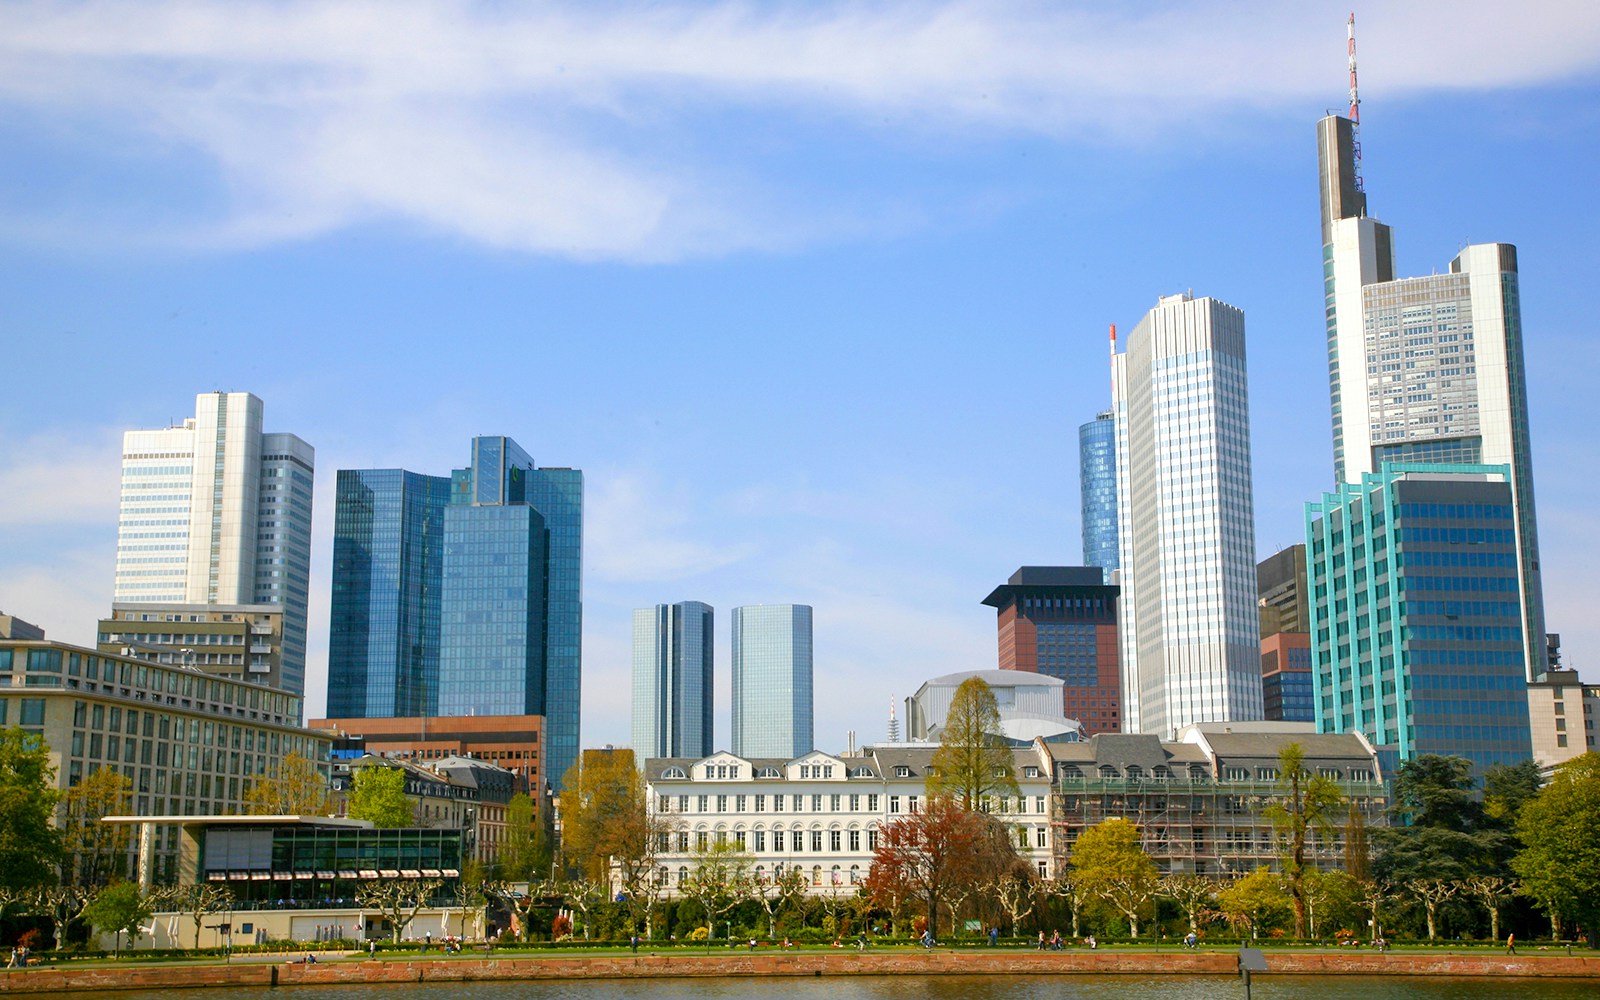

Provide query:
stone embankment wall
left=3, top=950, right=1599, bottom=993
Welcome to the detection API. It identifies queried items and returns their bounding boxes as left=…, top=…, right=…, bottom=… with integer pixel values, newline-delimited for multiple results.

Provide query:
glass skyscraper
left=731, top=604, right=813, bottom=758
left=1078, top=410, right=1119, bottom=578
left=114, top=392, right=314, bottom=697
left=1318, top=112, right=1546, bottom=680
left=632, top=602, right=714, bottom=759
left=326, top=435, right=583, bottom=791
left=327, top=469, right=451, bottom=718
left=1112, top=294, right=1262, bottom=737
left=1306, top=464, right=1533, bottom=775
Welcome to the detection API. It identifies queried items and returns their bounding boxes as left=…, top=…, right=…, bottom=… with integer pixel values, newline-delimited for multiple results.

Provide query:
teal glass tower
left=1306, top=464, right=1532, bottom=775
left=730, top=604, right=813, bottom=758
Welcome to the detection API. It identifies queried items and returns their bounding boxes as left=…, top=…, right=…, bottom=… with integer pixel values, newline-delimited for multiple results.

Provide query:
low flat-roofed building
left=313, top=713, right=544, bottom=798
left=102, top=814, right=463, bottom=947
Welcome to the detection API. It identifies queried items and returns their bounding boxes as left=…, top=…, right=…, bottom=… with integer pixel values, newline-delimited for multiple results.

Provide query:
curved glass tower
left=1078, top=411, right=1119, bottom=579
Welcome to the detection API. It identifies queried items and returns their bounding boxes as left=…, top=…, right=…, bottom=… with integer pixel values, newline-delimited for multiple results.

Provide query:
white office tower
left=632, top=602, right=715, bottom=759
left=731, top=604, right=814, bottom=758
left=1112, top=295, right=1263, bottom=736
left=114, top=392, right=314, bottom=696
left=1318, top=111, right=1546, bottom=679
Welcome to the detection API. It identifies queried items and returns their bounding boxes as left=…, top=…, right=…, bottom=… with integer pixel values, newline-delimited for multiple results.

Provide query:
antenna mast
left=1347, top=12, right=1365, bottom=194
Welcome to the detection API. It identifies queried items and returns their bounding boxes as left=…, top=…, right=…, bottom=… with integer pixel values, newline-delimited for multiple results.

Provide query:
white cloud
left=2, top=1, right=1597, bottom=259
left=587, top=469, right=759, bottom=583
left=0, top=429, right=121, bottom=527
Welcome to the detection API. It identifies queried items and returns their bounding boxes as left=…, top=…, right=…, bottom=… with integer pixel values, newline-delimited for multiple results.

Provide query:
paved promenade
left=3, top=948, right=1599, bottom=993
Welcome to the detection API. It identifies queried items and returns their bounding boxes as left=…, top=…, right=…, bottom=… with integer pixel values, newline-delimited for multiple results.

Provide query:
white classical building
left=643, top=742, right=1056, bottom=896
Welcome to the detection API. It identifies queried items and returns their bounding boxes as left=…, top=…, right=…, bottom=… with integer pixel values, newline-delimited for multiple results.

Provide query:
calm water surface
left=29, top=976, right=1599, bottom=1000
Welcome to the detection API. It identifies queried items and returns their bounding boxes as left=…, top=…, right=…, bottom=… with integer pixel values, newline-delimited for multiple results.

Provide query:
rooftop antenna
left=1347, top=12, right=1365, bottom=195
left=887, top=700, right=900, bottom=743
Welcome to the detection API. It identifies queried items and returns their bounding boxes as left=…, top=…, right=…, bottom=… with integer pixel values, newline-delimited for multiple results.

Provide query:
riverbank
left=3, top=949, right=1600, bottom=993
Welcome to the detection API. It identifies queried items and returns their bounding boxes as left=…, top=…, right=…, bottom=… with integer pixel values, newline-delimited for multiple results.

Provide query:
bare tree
left=557, top=876, right=607, bottom=941
left=1160, top=873, right=1220, bottom=935
left=1357, top=878, right=1394, bottom=942
left=1407, top=878, right=1459, bottom=942
left=680, top=842, right=755, bottom=940
left=1463, top=876, right=1516, bottom=944
left=154, top=883, right=233, bottom=949
left=989, top=866, right=1038, bottom=935
left=1043, top=875, right=1092, bottom=939
left=358, top=879, right=444, bottom=942
left=751, top=867, right=807, bottom=938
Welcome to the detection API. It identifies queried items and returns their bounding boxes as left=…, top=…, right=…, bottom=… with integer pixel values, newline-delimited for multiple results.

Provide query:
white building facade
left=115, top=392, right=314, bottom=697
left=1112, top=294, right=1262, bottom=737
left=643, top=744, right=1056, bottom=896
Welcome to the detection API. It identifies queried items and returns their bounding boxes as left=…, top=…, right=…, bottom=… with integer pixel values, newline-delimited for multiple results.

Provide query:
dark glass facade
left=983, top=568, right=1121, bottom=734
left=199, top=823, right=460, bottom=910
left=1306, top=464, right=1532, bottom=775
left=328, top=437, right=582, bottom=792
left=328, top=470, right=451, bottom=718
left=1078, top=411, right=1118, bottom=578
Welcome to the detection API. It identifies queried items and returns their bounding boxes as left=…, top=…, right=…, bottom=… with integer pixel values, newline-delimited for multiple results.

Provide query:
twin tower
left=632, top=602, right=814, bottom=760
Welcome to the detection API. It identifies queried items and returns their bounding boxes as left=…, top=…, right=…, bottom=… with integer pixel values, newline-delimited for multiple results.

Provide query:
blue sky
left=2, top=1, right=1598, bottom=754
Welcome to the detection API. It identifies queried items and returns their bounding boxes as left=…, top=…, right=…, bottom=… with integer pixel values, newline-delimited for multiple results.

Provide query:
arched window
left=830, top=865, right=842, bottom=886
left=812, top=865, right=823, bottom=886
left=1098, top=765, right=1118, bottom=779
left=661, top=766, right=687, bottom=779
left=677, top=866, right=688, bottom=885
left=849, top=864, right=861, bottom=884
left=1126, top=765, right=1144, bottom=779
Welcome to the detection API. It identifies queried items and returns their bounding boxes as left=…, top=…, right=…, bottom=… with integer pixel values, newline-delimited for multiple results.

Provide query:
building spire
left=1347, top=12, right=1365, bottom=194
left=887, top=700, right=900, bottom=743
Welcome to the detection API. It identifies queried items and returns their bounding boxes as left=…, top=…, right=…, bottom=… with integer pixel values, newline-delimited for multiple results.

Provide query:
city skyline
left=3, top=5, right=1599, bottom=757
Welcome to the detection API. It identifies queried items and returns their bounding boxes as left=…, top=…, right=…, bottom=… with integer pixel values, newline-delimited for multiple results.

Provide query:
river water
left=26, top=976, right=1599, bottom=1000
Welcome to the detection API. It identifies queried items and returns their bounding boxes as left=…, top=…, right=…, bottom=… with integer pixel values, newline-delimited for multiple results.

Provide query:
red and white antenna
left=1347, top=12, right=1365, bottom=194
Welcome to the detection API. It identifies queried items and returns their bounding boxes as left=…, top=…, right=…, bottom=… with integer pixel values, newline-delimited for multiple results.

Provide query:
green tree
left=498, top=792, right=553, bottom=881
left=1217, top=868, right=1291, bottom=940
left=346, top=764, right=413, bottom=828
left=1264, top=742, right=1345, bottom=938
left=927, top=677, right=1020, bottom=810
left=1512, top=752, right=1600, bottom=946
left=0, top=726, right=62, bottom=891
left=1069, top=817, right=1159, bottom=938
left=1374, top=754, right=1500, bottom=892
left=1390, top=754, right=1482, bottom=830
left=244, top=752, right=331, bottom=815
left=82, top=882, right=152, bottom=957
left=1482, top=759, right=1542, bottom=829
left=60, top=765, right=133, bottom=891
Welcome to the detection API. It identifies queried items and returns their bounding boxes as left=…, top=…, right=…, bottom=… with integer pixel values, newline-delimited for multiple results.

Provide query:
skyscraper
left=1079, top=411, right=1119, bottom=578
left=325, top=435, right=583, bottom=791
left=1112, top=296, right=1262, bottom=736
left=114, top=392, right=314, bottom=696
left=632, top=602, right=714, bottom=759
left=731, top=604, right=813, bottom=758
left=327, top=469, right=451, bottom=719
left=1306, top=465, right=1533, bottom=775
left=1318, top=106, right=1546, bottom=680
left=1257, top=545, right=1313, bottom=723
left=982, top=567, right=1121, bottom=734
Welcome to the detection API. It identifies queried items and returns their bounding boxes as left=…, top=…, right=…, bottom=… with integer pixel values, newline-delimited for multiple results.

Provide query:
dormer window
left=894, top=766, right=911, bottom=778
left=1023, top=766, right=1042, bottom=778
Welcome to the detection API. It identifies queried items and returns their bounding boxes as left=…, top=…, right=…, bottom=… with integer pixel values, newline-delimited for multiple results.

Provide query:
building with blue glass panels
left=328, top=470, right=451, bottom=719
left=1305, top=464, right=1532, bottom=775
left=1319, top=113, right=1547, bottom=680
left=633, top=602, right=714, bottom=759
left=731, top=605, right=813, bottom=759
left=327, top=436, right=582, bottom=792
left=1078, top=411, right=1118, bottom=579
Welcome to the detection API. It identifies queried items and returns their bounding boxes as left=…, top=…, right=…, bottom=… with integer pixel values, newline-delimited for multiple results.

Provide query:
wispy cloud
left=0, top=429, right=121, bottom=526
left=2, top=1, right=1597, bottom=259
left=588, top=469, right=759, bottom=583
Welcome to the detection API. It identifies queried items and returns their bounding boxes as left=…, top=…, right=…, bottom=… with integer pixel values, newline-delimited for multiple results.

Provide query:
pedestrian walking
left=989, top=926, right=999, bottom=947
left=1506, top=933, right=1516, bottom=955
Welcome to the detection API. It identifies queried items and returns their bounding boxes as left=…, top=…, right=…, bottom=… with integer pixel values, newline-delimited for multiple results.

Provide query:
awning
left=442, top=869, right=460, bottom=878
left=272, top=872, right=294, bottom=881
left=400, top=869, right=422, bottom=879
left=421, top=869, right=442, bottom=878
left=293, top=872, right=315, bottom=880
left=316, top=871, right=336, bottom=879
left=337, top=871, right=358, bottom=879
left=206, top=872, right=227, bottom=882
left=358, top=869, right=379, bottom=879
left=378, top=869, right=401, bottom=879
left=250, top=872, right=273, bottom=881
left=227, top=872, right=251, bottom=881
